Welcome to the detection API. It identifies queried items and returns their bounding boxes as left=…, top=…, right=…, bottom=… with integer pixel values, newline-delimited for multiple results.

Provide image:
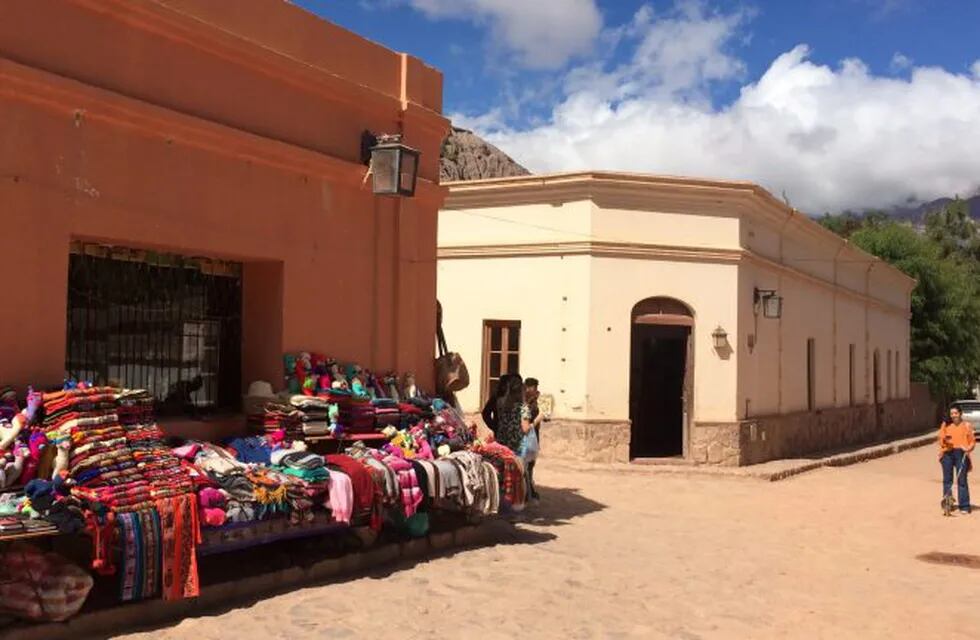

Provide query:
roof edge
left=443, top=170, right=917, bottom=287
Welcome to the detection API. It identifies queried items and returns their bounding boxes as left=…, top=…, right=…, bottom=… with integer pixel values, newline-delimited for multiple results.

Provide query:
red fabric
left=325, top=454, right=377, bottom=516
left=158, top=493, right=200, bottom=601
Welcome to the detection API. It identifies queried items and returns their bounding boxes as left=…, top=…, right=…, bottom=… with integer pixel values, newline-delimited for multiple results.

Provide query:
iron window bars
left=66, top=242, right=242, bottom=417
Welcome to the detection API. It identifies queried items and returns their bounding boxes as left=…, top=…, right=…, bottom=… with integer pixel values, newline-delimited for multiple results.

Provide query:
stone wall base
left=692, top=384, right=939, bottom=466
left=540, top=419, right=631, bottom=464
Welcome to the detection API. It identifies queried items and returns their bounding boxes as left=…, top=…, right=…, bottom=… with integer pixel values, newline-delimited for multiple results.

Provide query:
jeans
left=941, top=449, right=971, bottom=512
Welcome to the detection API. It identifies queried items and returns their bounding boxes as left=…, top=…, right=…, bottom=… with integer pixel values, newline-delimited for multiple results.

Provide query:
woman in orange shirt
left=939, top=406, right=976, bottom=515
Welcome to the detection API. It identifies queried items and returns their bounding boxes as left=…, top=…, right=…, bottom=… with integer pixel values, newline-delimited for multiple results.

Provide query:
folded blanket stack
left=289, top=395, right=333, bottom=437
left=259, top=402, right=304, bottom=440
left=117, top=389, right=192, bottom=498
left=372, top=398, right=402, bottom=430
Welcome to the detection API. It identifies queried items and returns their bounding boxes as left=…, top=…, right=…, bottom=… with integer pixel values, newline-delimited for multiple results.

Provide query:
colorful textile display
left=157, top=493, right=201, bottom=601
left=118, top=509, right=162, bottom=601
left=43, top=386, right=201, bottom=603
left=0, top=357, right=514, bottom=620
left=473, top=442, right=527, bottom=509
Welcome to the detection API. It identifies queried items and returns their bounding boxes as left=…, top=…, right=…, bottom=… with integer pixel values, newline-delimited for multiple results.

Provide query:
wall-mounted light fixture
left=753, top=288, right=783, bottom=319
left=712, top=326, right=728, bottom=349
left=361, top=131, right=420, bottom=197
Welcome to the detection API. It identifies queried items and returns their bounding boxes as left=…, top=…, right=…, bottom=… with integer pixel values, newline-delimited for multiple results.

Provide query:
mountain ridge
left=439, top=127, right=530, bottom=183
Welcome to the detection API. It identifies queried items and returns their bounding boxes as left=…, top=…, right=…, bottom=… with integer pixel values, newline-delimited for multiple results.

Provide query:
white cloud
left=465, top=2, right=980, bottom=213
left=890, top=52, right=912, bottom=73
left=972, top=60, right=980, bottom=78
left=407, top=0, right=602, bottom=69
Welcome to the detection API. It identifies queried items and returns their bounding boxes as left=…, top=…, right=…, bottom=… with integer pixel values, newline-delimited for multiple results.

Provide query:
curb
left=542, top=431, right=937, bottom=482
left=758, top=432, right=935, bottom=481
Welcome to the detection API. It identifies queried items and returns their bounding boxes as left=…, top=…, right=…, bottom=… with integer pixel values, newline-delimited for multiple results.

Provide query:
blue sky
left=298, top=1, right=980, bottom=213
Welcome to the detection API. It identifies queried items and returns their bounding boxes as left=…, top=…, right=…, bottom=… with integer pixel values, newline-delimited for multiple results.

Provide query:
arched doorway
left=629, top=297, right=694, bottom=459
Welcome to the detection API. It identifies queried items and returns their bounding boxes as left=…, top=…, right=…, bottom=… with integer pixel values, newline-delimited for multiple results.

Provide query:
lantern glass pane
left=399, top=150, right=419, bottom=195
left=371, top=147, right=398, bottom=194
left=764, top=295, right=782, bottom=319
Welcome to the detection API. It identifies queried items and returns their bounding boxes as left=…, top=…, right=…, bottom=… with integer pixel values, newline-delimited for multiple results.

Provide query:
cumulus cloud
left=463, top=2, right=980, bottom=213
left=407, top=0, right=603, bottom=69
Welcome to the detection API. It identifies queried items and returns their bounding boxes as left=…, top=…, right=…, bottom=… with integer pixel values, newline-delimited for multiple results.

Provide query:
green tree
left=850, top=222, right=980, bottom=401
left=818, top=212, right=864, bottom=238
left=818, top=210, right=889, bottom=238
left=924, top=197, right=980, bottom=263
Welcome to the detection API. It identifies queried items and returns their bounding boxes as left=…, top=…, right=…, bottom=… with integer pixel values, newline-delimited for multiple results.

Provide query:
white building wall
left=437, top=254, right=591, bottom=417
left=587, top=256, right=741, bottom=424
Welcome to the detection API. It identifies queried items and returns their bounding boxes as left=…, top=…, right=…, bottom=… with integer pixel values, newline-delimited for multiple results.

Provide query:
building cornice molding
left=10, top=0, right=448, bottom=179
left=439, top=240, right=743, bottom=264
left=438, top=239, right=908, bottom=317
left=0, top=58, right=446, bottom=202
left=69, top=0, right=397, bottom=117
left=443, top=171, right=916, bottom=288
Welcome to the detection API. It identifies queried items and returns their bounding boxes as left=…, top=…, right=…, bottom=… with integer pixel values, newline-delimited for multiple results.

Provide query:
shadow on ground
left=57, top=488, right=605, bottom=639
left=519, top=485, right=607, bottom=528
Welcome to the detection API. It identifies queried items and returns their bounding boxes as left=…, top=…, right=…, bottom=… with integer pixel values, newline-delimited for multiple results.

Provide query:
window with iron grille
left=66, top=243, right=242, bottom=416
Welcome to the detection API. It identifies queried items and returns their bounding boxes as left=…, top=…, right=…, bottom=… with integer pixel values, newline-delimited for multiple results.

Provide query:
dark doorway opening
left=629, top=323, right=689, bottom=458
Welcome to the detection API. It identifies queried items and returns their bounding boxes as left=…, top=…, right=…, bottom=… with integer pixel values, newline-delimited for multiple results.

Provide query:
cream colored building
left=438, top=172, right=936, bottom=465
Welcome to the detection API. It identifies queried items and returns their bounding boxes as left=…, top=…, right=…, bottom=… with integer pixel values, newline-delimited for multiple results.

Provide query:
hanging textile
left=158, top=493, right=201, bottom=601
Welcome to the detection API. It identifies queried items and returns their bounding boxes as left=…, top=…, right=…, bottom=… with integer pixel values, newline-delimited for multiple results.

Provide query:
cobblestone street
left=122, top=445, right=980, bottom=640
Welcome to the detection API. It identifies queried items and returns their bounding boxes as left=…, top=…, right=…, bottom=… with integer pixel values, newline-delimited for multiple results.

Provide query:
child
left=519, top=409, right=539, bottom=501
left=939, top=406, right=976, bottom=515
left=523, top=378, right=543, bottom=500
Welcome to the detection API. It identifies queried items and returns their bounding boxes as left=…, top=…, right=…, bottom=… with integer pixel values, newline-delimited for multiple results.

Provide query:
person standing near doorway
left=939, top=406, right=975, bottom=515
left=524, top=378, right=543, bottom=500
left=493, top=375, right=529, bottom=454
left=525, top=378, right=543, bottom=438
left=481, top=373, right=513, bottom=435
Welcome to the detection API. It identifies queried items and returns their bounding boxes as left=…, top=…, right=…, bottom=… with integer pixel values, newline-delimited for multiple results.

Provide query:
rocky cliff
left=440, top=127, right=530, bottom=183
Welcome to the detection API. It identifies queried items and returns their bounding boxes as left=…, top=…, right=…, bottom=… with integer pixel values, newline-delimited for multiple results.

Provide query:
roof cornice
left=443, top=171, right=916, bottom=287
left=437, top=240, right=909, bottom=317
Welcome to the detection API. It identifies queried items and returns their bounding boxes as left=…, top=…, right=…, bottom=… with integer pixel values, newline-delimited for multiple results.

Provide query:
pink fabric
left=171, top=443, right=200, bottom=460
left=384, top=456, right=422, bottom=517
left=327, top=470, right=353, bottom=524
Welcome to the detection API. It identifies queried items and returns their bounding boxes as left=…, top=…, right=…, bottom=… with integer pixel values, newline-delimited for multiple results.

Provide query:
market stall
left=0, top=355, right=525, bottom=627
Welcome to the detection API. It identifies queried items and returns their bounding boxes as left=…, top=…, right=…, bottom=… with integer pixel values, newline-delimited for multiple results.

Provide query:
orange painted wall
left=0, top=0, right=447, bottom=395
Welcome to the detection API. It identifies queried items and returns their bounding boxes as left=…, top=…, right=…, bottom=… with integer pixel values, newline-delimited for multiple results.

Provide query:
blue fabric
left=225, top=436, right=272, bottom=465
left=942, top=449, right=971, bottom=512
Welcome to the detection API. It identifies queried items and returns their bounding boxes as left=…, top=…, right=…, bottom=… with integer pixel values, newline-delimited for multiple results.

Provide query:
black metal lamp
left=361, top=131, right=420, bottom=197
left=712, top=326, right=728, bottom=349
left=754, top=288, right=783, bottom=319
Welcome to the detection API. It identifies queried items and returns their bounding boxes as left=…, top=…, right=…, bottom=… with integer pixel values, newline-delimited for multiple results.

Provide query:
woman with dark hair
left=480, top=374, right=512, bottom=434
left=493, top=374, right=530, bottom=455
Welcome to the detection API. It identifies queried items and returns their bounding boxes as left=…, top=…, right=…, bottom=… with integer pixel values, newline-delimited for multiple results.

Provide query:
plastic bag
left=519, top=426, right=539, bottom=462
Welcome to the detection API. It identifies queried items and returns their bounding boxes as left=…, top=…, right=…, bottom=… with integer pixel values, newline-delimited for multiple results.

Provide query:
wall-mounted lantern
left=361, top=131, right=420, bottom=197
left=712, top=326, right=728, bottom=349
left=754, top=288, right=783, bottom=319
